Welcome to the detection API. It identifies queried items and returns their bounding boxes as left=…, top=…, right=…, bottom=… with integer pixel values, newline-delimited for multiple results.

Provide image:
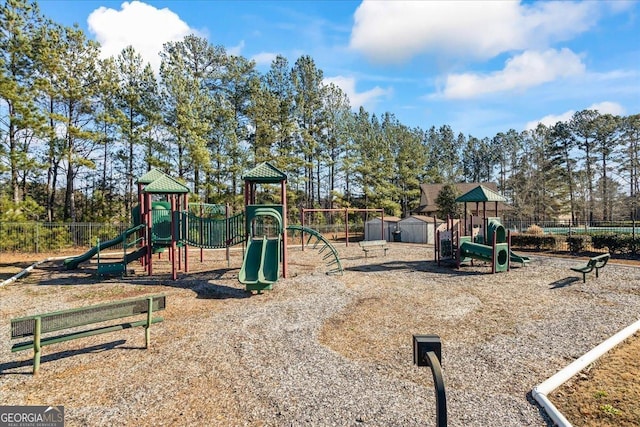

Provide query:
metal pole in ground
left=413, top=335, right=447, bottom=427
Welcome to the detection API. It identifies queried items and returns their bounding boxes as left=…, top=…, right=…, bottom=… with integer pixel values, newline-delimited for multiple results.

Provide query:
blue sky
left=38, top=0, right=640, bottom=138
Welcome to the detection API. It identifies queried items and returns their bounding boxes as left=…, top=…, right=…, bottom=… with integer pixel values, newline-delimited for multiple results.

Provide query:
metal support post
left=413, top=334, right=447, bottom=427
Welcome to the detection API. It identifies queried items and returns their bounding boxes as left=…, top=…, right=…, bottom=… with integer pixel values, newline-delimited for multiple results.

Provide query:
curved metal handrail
left=413, top=335, right=447, bottom=427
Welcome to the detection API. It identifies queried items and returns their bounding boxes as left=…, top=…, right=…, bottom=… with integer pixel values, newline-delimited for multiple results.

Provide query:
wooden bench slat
left=358, top=240, right=387, bottom=247
left=359, top=240, right=389, bottom=258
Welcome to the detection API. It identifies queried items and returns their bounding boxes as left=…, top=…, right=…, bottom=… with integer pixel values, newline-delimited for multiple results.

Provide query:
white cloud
left=587, top=101, right=626, bottom=116
left=439, top=48, right=585, bottom=99
left=228, top=40, right=245, bottom=56
left=350, top=1, right=598, bottom=63
left=525, top=111, right=575, bottom=130
left=87, top=1, right=197, bottom=72
left=251, top=52, right=278, bottom=66
left=323, top=75, right=392, bottom=110
left=525, top=101, right=626, bottom=130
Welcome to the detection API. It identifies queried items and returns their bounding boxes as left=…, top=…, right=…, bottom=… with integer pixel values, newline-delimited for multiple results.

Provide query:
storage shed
left=397, top=215, right=441, bottom=244
left=364, top=216, right=400, bottom=241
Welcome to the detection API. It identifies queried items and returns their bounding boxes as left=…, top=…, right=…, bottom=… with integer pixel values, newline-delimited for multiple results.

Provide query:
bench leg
left=33, top=317, right=42, bottom=374
left=582, top=272, right=586, bottom=283
left=145, top=297, right=153, bottom=348
left=595, top=268, right=599, bottom=279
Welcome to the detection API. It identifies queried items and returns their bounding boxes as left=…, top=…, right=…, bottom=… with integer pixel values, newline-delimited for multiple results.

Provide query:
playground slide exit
left=63, top=225, right=143, bottom=270
left=238, top=236, right=280, bottom=286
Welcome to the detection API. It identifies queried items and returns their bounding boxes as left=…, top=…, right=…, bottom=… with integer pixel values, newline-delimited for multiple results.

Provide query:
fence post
left=35, top=222, right=40, bottom=254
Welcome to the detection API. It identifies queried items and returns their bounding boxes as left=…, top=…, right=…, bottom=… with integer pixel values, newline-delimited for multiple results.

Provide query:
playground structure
left=63, top=163, right=343, bottom=290
left=238, top=162, right=288, bottom=292
left=64, top=169, right=245, bottom=280
left=64, top=163, right=342, bottom=292
left=435, top=185, right=530, bottom=273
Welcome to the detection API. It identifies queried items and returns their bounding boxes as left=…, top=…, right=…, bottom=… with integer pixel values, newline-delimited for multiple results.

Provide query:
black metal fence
left=1, top=220, right=637, bottom=255
left=503, top=220, right=638, bottom=255
left=503, top=219, right=638, bottom=237
left=0, top=222, right=130, bottom=253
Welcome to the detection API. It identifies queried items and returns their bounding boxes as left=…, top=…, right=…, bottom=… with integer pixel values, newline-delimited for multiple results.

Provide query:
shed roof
left=399, top=215, right=438, bottom=223
left=414, top=182, right=511, bottom=214
left=242, top=162, right=287, bottom=183
left=366, top=216, right=401, bottom=223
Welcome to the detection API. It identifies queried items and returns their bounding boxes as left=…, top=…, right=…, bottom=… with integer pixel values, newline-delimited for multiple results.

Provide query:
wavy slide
left=63, top=225, right=143, bottom=270
left=238, top=236, right=280, bottom=290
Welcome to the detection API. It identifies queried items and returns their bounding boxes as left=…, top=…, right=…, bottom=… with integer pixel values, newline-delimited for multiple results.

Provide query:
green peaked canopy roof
left=137, top=168, right=170, bottom=185
left=142, top=174, right=190, bottom=194
left=455, top=185, right=507, bottom=203
left=242, top=162, right=287, bottom=183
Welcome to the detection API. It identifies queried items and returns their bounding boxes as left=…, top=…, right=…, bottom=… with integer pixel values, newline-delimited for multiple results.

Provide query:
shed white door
left=365, top=221, right=383, bottom=240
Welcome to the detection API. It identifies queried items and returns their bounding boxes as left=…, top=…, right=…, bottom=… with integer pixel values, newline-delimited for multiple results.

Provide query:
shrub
left=567, top=235, right=591, bottom=253
left=511, top=234, right=561, bottom=250
left=525, top=224, right=544, bottom=235
left=591, top=234, right=640, bottom=256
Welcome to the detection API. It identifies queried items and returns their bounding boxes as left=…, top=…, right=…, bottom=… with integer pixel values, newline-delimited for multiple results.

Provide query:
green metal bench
left=570, top=253, right=610, bottom=283
left=358, top=240, right=389, bottom=258
left=10, top=294, right=166, bottom=374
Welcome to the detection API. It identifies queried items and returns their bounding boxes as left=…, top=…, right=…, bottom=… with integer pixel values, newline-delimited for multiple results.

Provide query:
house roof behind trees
left=414, top=182, right=511, bottom=216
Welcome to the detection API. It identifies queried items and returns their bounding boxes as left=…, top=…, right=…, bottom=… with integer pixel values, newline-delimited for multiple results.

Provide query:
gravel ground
left=0, top=243, right=639, bottom=426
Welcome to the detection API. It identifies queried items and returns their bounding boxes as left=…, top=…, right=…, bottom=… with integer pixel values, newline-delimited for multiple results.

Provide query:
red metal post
left=184, top=193, right=189, bottom=273
left=345, top=208, right=349, bottom=247
left=226, top=204, right=230, bottom=266
left=171, top=195, right=177, bottom=280
left=146, top=192, right=153, bottom=276
left=282, top=180, right=288, bottom=278
left=492, top=228, right=497, bottom=274
left=301, top=208, right=305, bottom=251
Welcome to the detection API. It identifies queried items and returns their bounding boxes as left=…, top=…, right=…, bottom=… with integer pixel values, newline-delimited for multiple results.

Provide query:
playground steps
left=287, top=225, right=343, bottom=275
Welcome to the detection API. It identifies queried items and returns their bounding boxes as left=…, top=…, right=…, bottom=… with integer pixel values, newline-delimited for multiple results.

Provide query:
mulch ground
left=0, top=244, right=639, bottom=426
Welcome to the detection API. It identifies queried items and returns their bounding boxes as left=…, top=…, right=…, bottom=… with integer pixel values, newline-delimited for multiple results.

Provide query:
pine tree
left=0, top=0, right=45, bottom=203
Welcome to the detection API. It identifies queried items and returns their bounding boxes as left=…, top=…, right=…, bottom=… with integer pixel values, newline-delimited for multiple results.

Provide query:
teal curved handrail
left=287, top=225, right=343, bottom=276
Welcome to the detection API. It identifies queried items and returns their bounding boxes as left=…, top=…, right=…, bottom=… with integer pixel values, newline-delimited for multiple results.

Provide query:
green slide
left=238, top=237, right=264, bottom=285
left=63, top=225, right=143, bottom=270
left=459, top=241, right=493, bottom=263
left=238, top=236, right=281, bottom=291
left=258, top=236, right=280, bottom=284
left=510, top=250, right=531, bottom=266
left=459, top=241, right=509, bottom=272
